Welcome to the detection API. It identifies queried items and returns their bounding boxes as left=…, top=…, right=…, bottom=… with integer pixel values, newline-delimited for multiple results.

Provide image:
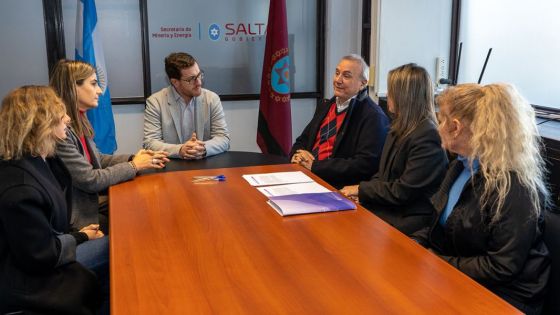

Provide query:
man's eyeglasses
left=179, top=71, right=204, bottom=84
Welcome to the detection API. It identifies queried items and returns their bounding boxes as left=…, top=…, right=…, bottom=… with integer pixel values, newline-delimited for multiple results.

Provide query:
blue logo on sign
left=208, top=24, right=220, bottom=41
left=271, top=56, right=290, bottom=94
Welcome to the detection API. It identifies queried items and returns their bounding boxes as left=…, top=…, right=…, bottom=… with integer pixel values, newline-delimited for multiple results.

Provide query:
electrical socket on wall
left=436, top=57, right=447, bottom=88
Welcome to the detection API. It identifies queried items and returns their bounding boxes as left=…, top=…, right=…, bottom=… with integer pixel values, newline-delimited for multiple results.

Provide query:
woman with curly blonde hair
left=0, top=86, right=103, bottom=314
left=413, top=83, right=550, bottom=314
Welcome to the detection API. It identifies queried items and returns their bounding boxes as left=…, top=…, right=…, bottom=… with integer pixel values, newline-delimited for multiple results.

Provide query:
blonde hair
left=49, top=59, right=96, bottom=138
left=0, top=86, right=66, bottom=160
left=437, top=83, right=549, bottom=221
left=388, top=63, right=436, bottom=141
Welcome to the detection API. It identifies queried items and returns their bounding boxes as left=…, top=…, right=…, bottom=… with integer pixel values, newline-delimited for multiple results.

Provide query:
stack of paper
left=256, top=182, right=330, bottom=197
left=242, top=171, right=356, bottom=216
left=242, top=171, right=314, bottom=187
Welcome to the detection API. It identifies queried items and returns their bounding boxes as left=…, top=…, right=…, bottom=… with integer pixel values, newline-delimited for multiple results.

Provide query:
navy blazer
left=290, top=89, right=389, bottom=188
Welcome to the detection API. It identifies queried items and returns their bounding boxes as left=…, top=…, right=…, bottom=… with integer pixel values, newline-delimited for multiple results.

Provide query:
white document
left=242, top=171, right=314, bottom=187
left=256, top=182, right=331, bottom=197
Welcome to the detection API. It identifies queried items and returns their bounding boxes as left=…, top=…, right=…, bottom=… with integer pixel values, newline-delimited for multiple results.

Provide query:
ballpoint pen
left=192, top=175, right=226, bottom=183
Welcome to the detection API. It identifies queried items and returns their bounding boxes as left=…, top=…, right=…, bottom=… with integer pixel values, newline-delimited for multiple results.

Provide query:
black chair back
left=542, top=208, right=560, bottom=315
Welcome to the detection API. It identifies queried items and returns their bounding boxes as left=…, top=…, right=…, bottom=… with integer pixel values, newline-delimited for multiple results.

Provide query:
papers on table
left=243, top=171, right=356, bottom=216
left=242, top=171, right=313, bottom=187
left=256, top=182, right=331, bottom=197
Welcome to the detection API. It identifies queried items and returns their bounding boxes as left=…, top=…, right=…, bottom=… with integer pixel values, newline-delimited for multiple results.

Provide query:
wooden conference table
left=109, top=152, right=520, bottom=314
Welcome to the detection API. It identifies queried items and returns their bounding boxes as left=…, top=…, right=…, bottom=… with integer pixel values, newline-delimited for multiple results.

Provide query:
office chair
left=542, top=207, right=560, bottom=315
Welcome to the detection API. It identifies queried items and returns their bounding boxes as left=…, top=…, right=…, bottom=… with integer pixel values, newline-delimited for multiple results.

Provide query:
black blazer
left=413, top=160, right=550, bottom=309
left=358, top=119, right=448, bottom=235
left=290, top=89, right=389, bottom=188
left=0, top=156, right=99, bottom=315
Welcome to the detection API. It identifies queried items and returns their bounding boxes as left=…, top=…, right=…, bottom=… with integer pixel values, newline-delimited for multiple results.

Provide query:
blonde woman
left=0, top=86, right=102, bottom=314
left=50, top=59, right=169, bottom=233
left=413, top=83, right=550, bottom=314
left=341, top=64, right=448, bottom=235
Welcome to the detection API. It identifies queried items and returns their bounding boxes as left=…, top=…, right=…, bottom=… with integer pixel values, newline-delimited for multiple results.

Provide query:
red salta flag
left=257, top=0, right=292, bottom=156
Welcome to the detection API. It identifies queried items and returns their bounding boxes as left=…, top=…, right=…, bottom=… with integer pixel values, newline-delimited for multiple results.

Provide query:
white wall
left=371, top=0, right=452, bottom=97
left=0, top=1, right=49, bottom=98
left=458, top=0, right=560, bottom=108
left=324, top=0, right=362, bottom=97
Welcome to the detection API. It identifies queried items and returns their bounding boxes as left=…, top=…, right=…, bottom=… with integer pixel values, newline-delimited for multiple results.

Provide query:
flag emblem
left=271, top=55, right=289, bottom=94
left=96, top=65, right=107, bottom=92
left=209, top=24, right=220, bottom=41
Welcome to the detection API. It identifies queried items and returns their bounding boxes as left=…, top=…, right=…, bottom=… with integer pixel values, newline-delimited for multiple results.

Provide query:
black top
left=0, top=156, right=99, bottom=315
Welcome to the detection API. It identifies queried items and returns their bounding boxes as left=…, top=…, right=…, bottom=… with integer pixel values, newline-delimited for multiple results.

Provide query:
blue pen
left=192, top=175, right=226, bottom=183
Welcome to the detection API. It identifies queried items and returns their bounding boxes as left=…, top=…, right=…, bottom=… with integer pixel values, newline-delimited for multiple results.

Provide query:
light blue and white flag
left=75, top=0, right=117, bottom=154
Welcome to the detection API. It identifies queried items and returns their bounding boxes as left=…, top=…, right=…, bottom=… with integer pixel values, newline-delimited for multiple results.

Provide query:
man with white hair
left=290, top=54, right=389, bottom=188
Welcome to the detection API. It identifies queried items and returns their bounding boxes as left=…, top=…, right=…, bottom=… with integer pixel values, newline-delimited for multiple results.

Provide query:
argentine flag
left=75, top=0, right=117, bottom=154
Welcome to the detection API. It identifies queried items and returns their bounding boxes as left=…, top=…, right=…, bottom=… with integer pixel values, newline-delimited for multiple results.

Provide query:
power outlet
left=436, top=57, right=447, bottom=87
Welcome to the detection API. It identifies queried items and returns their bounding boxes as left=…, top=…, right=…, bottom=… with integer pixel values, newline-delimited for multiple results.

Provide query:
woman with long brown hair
left=341, top=63, right=448, bottom=235
left=50, top=59, right=169, bottom=233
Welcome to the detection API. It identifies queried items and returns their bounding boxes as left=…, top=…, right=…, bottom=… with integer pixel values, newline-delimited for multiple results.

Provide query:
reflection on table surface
left=140, top=151, right=289, bottom=174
